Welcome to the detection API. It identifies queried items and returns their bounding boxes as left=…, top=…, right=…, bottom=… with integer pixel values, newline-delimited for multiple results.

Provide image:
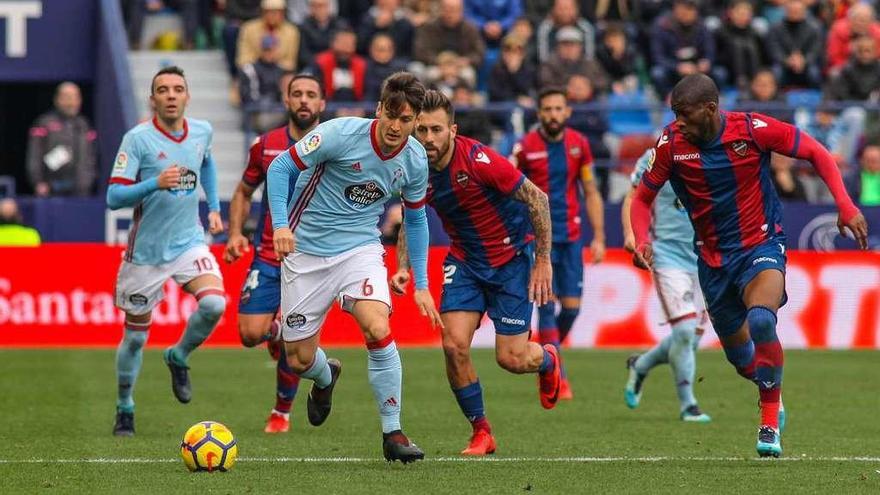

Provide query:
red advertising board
left=1, top=245, right=879, bottom=348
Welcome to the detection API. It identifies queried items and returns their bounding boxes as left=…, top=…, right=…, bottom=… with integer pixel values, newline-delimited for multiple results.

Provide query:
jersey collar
left=370, top=120, right=406, bottom=161
left=152, top=116, right=188, bottom=143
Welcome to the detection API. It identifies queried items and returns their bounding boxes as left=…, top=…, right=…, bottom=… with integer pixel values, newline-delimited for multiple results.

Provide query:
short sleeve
left=630, top=149, right=654, bottom=187
left=242, top=135, right=265, bottom=187
left=289, top=121, right=340, bottom=170
left=578, top=134, right=595, bottom=182
left=109, top=132, right=142, bottom=184
left=470, top=144, right=525, bottom=195
left=748, top=113, right=801, bottom=156
left=402, top=147, right=429, bottom=209
left=640, top=131, right=673, bottom=192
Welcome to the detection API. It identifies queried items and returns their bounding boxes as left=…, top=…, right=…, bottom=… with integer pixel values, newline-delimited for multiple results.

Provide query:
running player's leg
left=554, top=241, right=585, bottom=397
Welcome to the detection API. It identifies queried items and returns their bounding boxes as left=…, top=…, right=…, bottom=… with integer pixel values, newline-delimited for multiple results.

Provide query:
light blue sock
left=668, top=317, right=698, bottom=411
left=300, top=347, right=333, bottom=388
left=116, top=327, right=149, bottom=412
left=368, top=339, right=402, bottom=434
left=171, top=294, right=225, bottom=364
left=634, top=335, right=672, bottom=375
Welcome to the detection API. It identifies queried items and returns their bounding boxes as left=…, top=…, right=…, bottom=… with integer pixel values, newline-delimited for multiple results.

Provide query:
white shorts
left=115, top=244, right=222, bottom=315
left=653, top=268, right=707, bottom=325
left=280, top=243, right=391, bottom=342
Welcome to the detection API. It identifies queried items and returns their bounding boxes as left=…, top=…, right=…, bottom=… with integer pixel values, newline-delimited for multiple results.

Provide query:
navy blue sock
left=557, top=307, right=579, bottom=342
left=538, top=347, right=555, bottom=374
left=452, top=380, right=486, bottom=423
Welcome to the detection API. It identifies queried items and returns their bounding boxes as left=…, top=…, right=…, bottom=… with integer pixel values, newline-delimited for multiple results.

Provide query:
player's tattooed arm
left=513, top=178, right=552, bottom=258
left=396, top=223, right=410, bottom=272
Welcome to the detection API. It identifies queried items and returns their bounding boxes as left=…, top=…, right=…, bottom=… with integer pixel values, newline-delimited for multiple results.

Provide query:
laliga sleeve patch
left=646, top=148, right=655, bottom=172
left=113, top=152, right=128, bottom=173
left=299, top=133, right=322, bottom=156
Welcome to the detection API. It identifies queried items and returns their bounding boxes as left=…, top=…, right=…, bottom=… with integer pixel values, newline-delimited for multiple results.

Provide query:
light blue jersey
left=108, top=117, right=219, bottom=265
left=631, top=149, right=697, bottom=271
left=267, top=117, right=431, bottom=288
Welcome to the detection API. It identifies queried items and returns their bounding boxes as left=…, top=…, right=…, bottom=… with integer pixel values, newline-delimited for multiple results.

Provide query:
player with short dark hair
left=224, top=74, right=326, bottom=434
left=630, top=74, right=868, bottom=457
left=107, top=65, right=226, bottom=436
left=267, top=72, right=441, bottom=463
left=393, top=89, right=559, bottom=457
left=512, top=86, right=606, bottom=399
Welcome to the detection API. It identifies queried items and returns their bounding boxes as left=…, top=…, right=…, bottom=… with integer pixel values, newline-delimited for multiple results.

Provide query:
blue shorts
left=439, top=248, right=534, bottom=335
left=238, top=259, right=281, bottom=315
left=552, top=240, right=584, bottom=298
left=698, top=237, right=788, bottom=337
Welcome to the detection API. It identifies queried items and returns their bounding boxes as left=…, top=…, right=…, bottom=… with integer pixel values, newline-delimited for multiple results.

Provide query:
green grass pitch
left=1, top=348, right=878, bottom=493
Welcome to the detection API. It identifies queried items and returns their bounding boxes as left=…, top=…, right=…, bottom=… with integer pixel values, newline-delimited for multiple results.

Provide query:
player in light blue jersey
left=621, top=148, right=711, bottom=423
left=266, top=72, right=442, bottom=464
left=106, top=66, right=226, bottom=436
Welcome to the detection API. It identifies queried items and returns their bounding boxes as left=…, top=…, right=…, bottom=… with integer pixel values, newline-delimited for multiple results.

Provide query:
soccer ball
left=179, top=421, right=238, bottom=472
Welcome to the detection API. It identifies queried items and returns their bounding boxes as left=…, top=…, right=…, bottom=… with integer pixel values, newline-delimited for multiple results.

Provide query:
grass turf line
left=0, top=348, right=878, bottom=493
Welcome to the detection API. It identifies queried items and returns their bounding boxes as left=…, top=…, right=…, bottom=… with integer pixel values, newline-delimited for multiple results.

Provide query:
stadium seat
left=786, top=89, right=823, bottom=109
left=608, top=91, right=655, bottom=135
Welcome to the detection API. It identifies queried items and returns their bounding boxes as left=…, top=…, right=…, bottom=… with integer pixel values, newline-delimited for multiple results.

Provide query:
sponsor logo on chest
left=673, top=152, right=701, bottom=161
left=169, top=167, right=198, bottom=196
left=344, top=181, right=386, bottom=208
left=731, top=140, right=749, bottom=157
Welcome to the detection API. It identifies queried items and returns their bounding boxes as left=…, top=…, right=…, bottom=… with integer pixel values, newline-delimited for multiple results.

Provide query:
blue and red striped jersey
left=640, top=111, right=801, bottom=267
left=427, top=134, right=533, bottom=270
left=513, top=128, right=594, bottom=243
left=242, top=126, right=298, bottom=267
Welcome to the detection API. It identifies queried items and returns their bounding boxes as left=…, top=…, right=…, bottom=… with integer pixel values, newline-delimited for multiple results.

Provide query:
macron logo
left=475, top=151, right=491, bottom=164
left=673, top=153, right=701, bottom=161
left=752, top=118, right=768, bottom=129
left=752, top=257, right=778, bottom=266
left=501, top=317, right=526, bottom=326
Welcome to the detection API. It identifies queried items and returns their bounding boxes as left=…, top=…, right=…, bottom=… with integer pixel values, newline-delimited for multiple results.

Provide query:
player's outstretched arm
left=224, top=181, right=257, bottom=263
left=630, top=181, right=659, bottom=270
left=200, top=155, right=223, bottom=235
left=267, top=151, right=297, bottom=259
left=582, top=173, right=606, bottom=263
left=513, top=178, right=553, bottom=306
left=403, top=204, right=443, bottom=328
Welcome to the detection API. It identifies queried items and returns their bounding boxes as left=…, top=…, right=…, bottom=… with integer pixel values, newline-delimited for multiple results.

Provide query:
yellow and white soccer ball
left=179, top=421, right=238, bottom=472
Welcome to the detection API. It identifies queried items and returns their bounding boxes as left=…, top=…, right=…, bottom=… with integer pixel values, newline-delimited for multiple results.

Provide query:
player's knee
left=671, top=319, right=697, bottom=348
left=746, top=306, right=778, bottom=344
left=238, top=324, right=263, bottom=348
left=197, top=294, right=227, bottom=321
left=285, top=353, right=312, bottom=374
left=122, top=330, right=148, bottom=352
left=442, top=337, right=471, bottom=365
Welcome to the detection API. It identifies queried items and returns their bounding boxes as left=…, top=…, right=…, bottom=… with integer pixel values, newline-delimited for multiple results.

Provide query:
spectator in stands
left=538, top=26, right=610, bottom=94
left=850, top=144, right=880, bottom=206
left=827, top=36, right=880, bottom=102
left=26, top=82, right=96, bottom=198
left=826, top=2, right=880, bottom=73
left=0, top=198, right=40, bottom=246
left=738, top=69, right=794, bottom=122
left=565, top=74, right=611, bottom=166
left=428, top=51, right=473, bottom=98
left=237, top=0, right=300, bottom=71
left=595, top=22, right=639, bottom=94
left=488, top=34, right=537, bottom=106
left=298, top=0, right=351, bottom=69
left=364, top=33, right=408, bottom=100
left=221, top=0, right=262, bottom=78
left=510, top=16, right=540, bottom=66
left=123, top=0, right=200, bottom=50
left=356, top=0, right=415, bottom=58
left=451, top=81, right=493, bottom=144
left=716, top=0, right=767, bottom=91
left=288, top=0, right=339, bottom=24
left=759, top=0, right=788, bottom=25
left=464, top=0, right=523, bottom=48
left=767, top=0, right=823, bottom=89
left=312, top=28, right=367, bottom=101
left=536, top=0, right=596, bottom=63
left=239, top=35, right=287, bottom=133
left=803, top=102, right=867, bottom=168
left=413, top=0, right=485, bottom=71
left=579, top=0, right=639, bottom=26
left=650, top=0, right=724, bottom=98
left=403, top=0, right=437, bottom=27
left=524, top=0, right=554, bottom=26
left=770, top=154, right=808, bottom=201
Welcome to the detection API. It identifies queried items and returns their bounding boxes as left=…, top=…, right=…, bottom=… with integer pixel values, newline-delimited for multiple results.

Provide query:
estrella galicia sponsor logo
left=285, top=313, right=306, bottom=328
left=169, top=167, right=197, bottom=196
left=344, top=181, right=386, bottom=209
left=129, top=294, right=148, bottom=305
left=500, top=317, right=526, bottom=326
left=752, top=257, right=778, bottom=266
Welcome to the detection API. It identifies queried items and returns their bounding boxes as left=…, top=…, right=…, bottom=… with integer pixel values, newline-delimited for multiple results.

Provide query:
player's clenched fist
left=224, top=233, right=250, bottom=263
left=157, top=165, right=181, bottom=189
left=390, top=269, right=411, bottom=295
left=633, top=242, right=654, bottom=271
left=273, top=227, right=295, bottom=260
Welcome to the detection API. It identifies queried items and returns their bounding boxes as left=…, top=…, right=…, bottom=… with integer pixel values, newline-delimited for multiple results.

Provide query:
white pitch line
left=1, top=456, right=879, bottom=464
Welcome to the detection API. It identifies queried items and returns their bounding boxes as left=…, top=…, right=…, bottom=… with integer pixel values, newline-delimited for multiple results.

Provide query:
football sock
left=274, top=346, right=300, bottom=414
left=538, top=346, right=556, bottom=374
left=668, top=315, right=698, bottom=411
left=634, top=335, right=671, bottom=375
left=116, top=321, right=149, bottom=412
left=452, top=380, right=489, bottom=432
left=300, top=347, right=332, bottom=388
left=537, top=303, right=566, bottom=379
left=556, top=307, right=579, bottom=342
left=172, top=292, right=226, bottom=364
left=748, top=306, right=783, bottom=429
left=367, top=336, right=402, bottom=434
